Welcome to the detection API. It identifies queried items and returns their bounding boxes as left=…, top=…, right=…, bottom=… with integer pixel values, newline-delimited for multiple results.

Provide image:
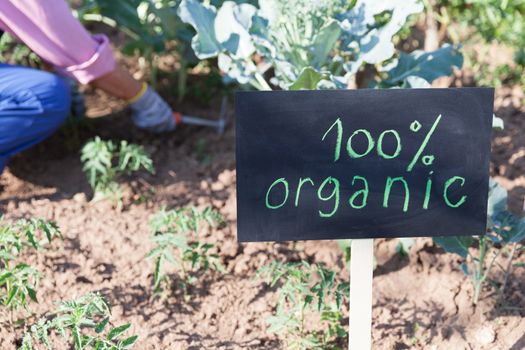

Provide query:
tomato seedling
left=81, top=137, right=154, bottom=205
left=20, top=292, right=138, bottom=350
left=257, top=260, right=349, bottom=350
left=0, top=217, right=61, bottom=312
left=147, top=207, right=224, bottom=299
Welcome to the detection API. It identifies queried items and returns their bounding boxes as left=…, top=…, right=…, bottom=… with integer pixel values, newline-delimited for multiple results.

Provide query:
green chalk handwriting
left=443, top=176, right=467, bottom=208
left=383, top=177, right=410, bottom=212
left=377, top=129, right=402, bottom=159
left=349, top=175, right=369, bottom=209
left=423, top=171, right=434, bottom=209
left=262, top=113, right=471, bottom=215
left=317, top=177, right=340, bottom=218
left=346, top=129, right=375, bottom=159
left=406, top=114, right=442, bottom=172
left=322, top=118, right=342, bottom=162
left=265, top=178, right=289, bottom=209
left=295, top=177, right=315, bottom=207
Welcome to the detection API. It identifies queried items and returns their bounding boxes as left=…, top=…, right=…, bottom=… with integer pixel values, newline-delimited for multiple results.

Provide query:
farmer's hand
left=128, top=83, right=176, bottom=133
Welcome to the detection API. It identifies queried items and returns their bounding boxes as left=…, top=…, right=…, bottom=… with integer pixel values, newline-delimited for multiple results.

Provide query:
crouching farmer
left=0, top=0, right=175, bottom=173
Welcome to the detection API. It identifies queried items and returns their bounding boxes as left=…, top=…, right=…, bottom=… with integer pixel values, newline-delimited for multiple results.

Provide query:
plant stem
left=81, top=14, right=140, bottom=41
left=177, top=58, right=188, bottom=103
left=474, top=237, right=503, bottom=304
left=150, top=54, right=159, bottom=90
left=254, top=72, right=272, bottom=91
left=473, top=236, right=487, bottom=304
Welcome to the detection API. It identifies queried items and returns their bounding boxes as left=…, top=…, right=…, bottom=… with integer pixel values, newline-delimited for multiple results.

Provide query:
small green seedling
left=147, top=207, right=224, bottom=298
left=409, top=321, right=425, bottom=345
left=396, top=237, right=415, bottom=257
left=0, top=217, right=61, bottom=312
left=0, top=32, right=41, bottom=67
left=81, top=137, right=154, bottom=203
left=257, top=261, right=349, bottom=350
left=434, top=180, right=525, bottom=304
left=20, top=292, right=138, bottom=350
left=195, top=138, right=211, bottom=166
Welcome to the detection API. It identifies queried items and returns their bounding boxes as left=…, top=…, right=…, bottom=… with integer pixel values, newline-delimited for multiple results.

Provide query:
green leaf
left=461, top=262, right=469, bottom=276
left=20, top=333, right=33, bottom=350
left=396, top=237, right=414, bottom=256
left=72, top=326, right=82, bottom=350
left=289, top=67, right=326, bottom=90
left=0, top=271, right=13, bottom=285
left=119, top=335, right=139, bottom=348
left=433, top=236, right=473, bottom=258
left=215, top=1, right=257, bottom=59
left=107, top=323, right=131, bottom=341
left=354, top=0, right=424, bottom=64
left=95, top=317, right=110, bottom=334
left=511, top=218, right=525, bottom=243
left=487, top=179, right=507, bottom=218
left=5, top=285, right=19, bottom=306
left=25, top=228, right=38, bottom=250
left=177, top=0, right=221, bottom=59
left=382, top=44, right=463, bottom=87
left=153, top=256, right=162, bottom=288
left=310, top=20, right=342, bottom=68
left=26, top=287, right=38, bottom=303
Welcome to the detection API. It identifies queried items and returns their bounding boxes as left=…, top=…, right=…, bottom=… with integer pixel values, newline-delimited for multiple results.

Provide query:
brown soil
left=0, top=62, right=524, bottom=349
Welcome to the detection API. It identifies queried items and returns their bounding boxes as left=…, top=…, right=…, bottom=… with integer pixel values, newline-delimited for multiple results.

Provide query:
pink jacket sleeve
left=0, top=0, right=116, bottom=84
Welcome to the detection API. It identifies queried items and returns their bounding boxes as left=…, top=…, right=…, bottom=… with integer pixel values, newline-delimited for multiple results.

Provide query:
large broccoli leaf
left=380, top=44, right=463, bottom=87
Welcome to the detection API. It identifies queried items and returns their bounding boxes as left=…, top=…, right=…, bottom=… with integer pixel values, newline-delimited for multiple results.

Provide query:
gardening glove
left=128, top=83, right=176, bottom=133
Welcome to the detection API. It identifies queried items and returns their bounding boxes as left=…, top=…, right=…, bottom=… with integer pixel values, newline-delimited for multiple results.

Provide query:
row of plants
left=174, top=0, right=525, bottom=312
left=80, top=137, right=351, bottom=348
left=3, top=1, right=522, bottom=95
left=43, top=0, right=525, bottom=345
left=425, top=0, right=525, bottom=89
left=6, top=135, right=521, bottom=349
left=1, top=1, right=524, bottom=348
left=0, top=215, right=137, bottom=349
left=0, top=162, right=351, bottom=349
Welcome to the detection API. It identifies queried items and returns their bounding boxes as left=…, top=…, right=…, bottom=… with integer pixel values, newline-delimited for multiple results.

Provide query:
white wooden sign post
left=349, top=239, right=374, bottom=350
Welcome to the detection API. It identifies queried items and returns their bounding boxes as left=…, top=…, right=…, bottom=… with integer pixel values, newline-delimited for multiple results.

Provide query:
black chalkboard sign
left=235, top=88, right=494, bottom=242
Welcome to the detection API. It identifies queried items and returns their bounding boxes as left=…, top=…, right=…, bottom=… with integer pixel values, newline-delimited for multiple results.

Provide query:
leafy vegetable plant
left=177, top=0, right=462, bottom=91
left=428, top=0, right=525, bottom=54
left=147, top=207, right=224, bottom=298
left=81, top=137, right=154, bottom=203
left=20, top=292, right=138, bottom=350
left=257, top=261, right=349, bottom=350
left=0, top=32, right=41, bottom=67
left=426, top=0, right=525, bottom=90
left=433, top=180, right=525, bottom=304
left=0, top=218, right=62, bottom=312
left=73, top=0, right=196, bottom=96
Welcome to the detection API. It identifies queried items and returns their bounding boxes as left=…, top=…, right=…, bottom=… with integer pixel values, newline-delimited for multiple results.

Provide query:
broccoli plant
left=257, top=261, right=349, bottom=350
left=434, top=179, right=525, bottom=304
left=20, top=292, right=138, bottom=350
left=147, top=207, right=224, bottom=298
left=81, top=137, right=154, bottom=204
left=0, top=218, right=62, bottom=312
left=177, top=0, right=462, bottom=91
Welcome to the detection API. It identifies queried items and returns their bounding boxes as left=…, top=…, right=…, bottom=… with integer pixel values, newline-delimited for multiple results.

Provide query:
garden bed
left=0, top=72, right=523, bottom=349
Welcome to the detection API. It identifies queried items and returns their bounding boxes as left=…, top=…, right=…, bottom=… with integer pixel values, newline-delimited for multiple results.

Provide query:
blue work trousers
left=0, top=64, right=71, bottom=173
